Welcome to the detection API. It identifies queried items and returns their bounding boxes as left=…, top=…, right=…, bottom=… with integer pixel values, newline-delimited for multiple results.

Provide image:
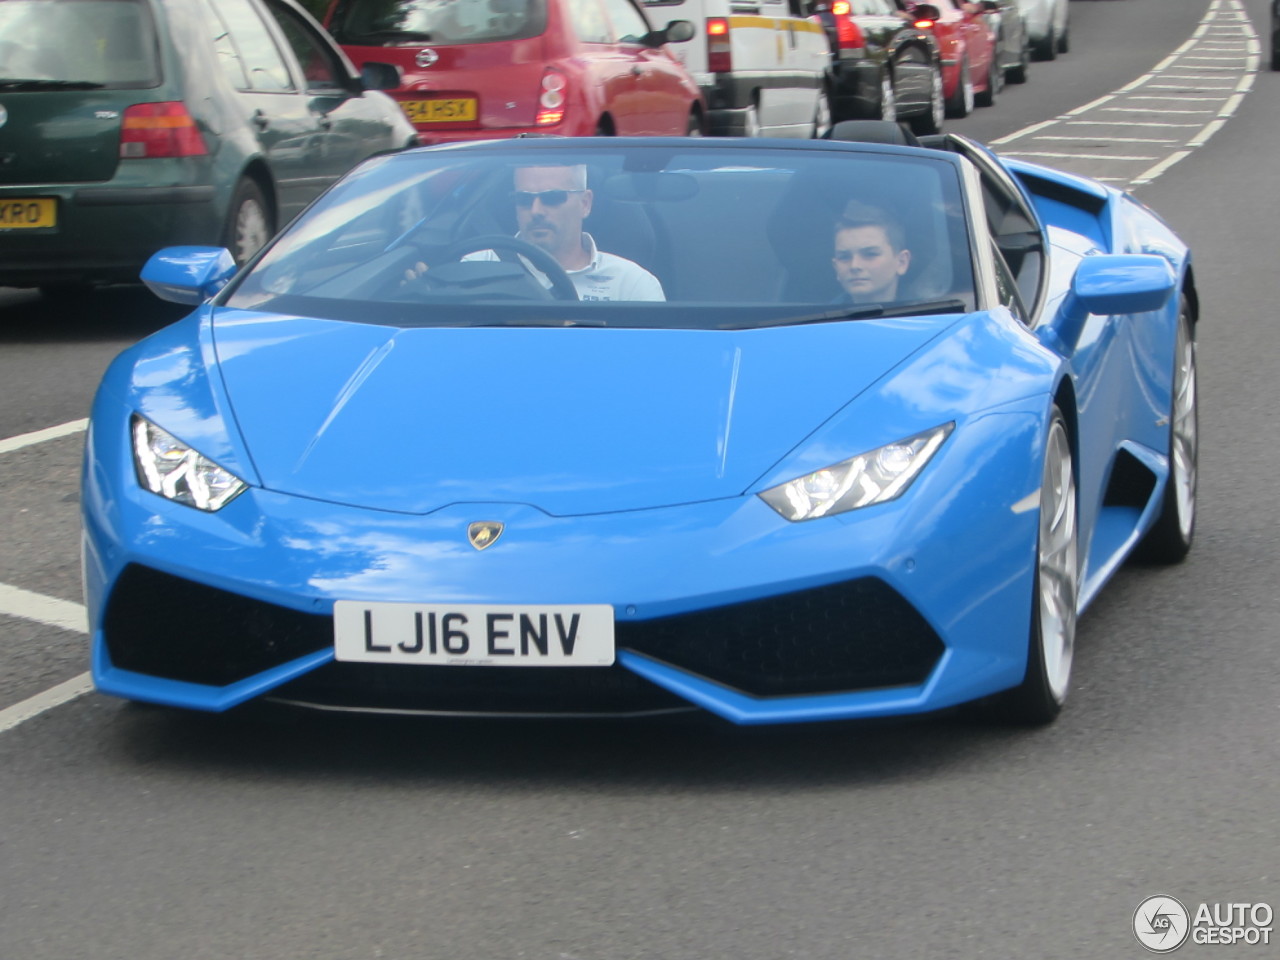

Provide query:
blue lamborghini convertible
left=83, top=125, right=1198, bottom=725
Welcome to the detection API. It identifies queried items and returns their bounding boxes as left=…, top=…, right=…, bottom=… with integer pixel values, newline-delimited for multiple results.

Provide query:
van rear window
left=0, top=0, right=160, bottom=89
left=329, top=0, right=548, bottom=46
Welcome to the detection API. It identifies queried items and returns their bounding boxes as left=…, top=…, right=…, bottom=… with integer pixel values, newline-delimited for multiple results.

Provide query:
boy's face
left=833, top=224, right=911, bottom=303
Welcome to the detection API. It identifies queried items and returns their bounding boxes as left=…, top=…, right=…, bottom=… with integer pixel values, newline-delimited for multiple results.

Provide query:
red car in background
left=323, top=0, right=704, bottom=142
left=901, top=0, right=998, bottom=119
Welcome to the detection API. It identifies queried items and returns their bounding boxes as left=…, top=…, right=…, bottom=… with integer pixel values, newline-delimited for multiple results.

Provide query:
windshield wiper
left=0, top=78, right=106, bottom=90
left=465, top=317, right=607, bottom=328
left=729, top=298, right=969, bottom=330
left=345, top=30, right=435, bottom=42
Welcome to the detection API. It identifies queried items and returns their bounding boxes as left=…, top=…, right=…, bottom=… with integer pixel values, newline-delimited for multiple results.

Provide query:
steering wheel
left=441, top=235, right=579, bottom=301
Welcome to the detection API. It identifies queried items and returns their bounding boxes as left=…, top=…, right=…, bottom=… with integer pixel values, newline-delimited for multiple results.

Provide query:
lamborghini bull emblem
left=467, top=521, right=503, bottom=550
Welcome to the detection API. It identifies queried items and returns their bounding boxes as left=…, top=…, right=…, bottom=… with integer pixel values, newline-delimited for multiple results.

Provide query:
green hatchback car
left=0, top=0, right=416, bottom=293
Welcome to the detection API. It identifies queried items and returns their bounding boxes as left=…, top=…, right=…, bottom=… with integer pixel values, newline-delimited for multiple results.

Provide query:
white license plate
left=334, top=601, right=615, bottom=666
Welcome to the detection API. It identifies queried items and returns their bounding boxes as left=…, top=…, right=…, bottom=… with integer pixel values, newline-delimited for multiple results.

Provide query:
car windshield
left=223, top=141, right=977, bottom=328
left=328, top=0, right=548, bottom=46
left=0, top=0, right=160, bottom=89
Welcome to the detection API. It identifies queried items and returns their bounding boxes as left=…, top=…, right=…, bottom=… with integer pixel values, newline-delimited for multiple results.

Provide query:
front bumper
left=85, top=393, right=1046, bottom=725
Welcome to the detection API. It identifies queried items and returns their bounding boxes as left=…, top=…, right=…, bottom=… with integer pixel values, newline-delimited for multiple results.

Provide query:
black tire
left=993, top=405, right=1078, bottom=725
left=1031, top=29, right=1057, bottom=62
left=909, top=64, right=945, bottom=136
left=1057, top=21, right=1069, bottom=54
left=944, top=59, right=973, bottom=118
left=974, top=53, right=999, bottom=107
left=811, top=89, right=832, bottom=138
left=1135, top=296, right=1198, bottom=564
left=1007, top=37, right=1030, bottom=84
left=221, top=177, right=273, bottom=267
left=1271, top=11, right=1280, bottom=71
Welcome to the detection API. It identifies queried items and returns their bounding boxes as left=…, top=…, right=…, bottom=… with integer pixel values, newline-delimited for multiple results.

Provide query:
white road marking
left=0, top=673, right=94, bottom=735
left=0, top=418, right=88, bottom=455
left=1033, top=136, right=1179, bottom=144
left=0, top=582, right=88, bottom=633
left=992, top=0, right=1256, bottom=188
left=1132, top=150, right=1195, bottom=187
left=1, top=425, right=96, bottom=734
left=1003, top=152, right=1160, bottom=161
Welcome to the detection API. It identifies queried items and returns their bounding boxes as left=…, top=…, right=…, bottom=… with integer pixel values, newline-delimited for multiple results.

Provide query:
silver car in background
left=1015, top=0, right=1068, bottom=60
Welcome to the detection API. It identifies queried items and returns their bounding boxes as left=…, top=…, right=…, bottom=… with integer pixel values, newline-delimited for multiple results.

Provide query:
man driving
left=831, top=202, right=912, bottom=304
left=465, top=164, right=665, bottom=301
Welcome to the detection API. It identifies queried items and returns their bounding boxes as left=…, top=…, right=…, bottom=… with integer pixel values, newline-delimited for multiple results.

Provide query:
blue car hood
left=212, top=311, right=956, bottom=515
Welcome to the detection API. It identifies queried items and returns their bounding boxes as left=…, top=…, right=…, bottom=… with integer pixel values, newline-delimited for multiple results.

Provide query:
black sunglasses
left=511, top=189, right=584, bottom=208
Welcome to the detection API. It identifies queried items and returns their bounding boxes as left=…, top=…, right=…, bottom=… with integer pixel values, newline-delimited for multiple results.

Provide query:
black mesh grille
left=618, top=578, right=943, bottom=696
left=103, top=566, right=942, bottom=703
left=103, top=565, right=332, bottom=686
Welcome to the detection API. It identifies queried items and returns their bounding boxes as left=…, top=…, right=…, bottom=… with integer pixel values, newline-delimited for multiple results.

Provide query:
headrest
left=826, top=120, right=922, bottom=148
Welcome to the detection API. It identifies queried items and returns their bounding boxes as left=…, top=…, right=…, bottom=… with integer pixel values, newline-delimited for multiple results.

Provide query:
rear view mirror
left=141, top=247, right=236, bottom=305
left=360, top=61, right=402, bottom=92
left=659, top=19, right=696, bottom=43
left=1071, top=255, right=1176, bottom=316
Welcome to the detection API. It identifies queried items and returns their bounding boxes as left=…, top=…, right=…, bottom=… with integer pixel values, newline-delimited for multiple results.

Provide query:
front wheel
left=1007, top=37, right=1030, bottom=84
left=995, top=406, right=1078, bottom=725
left=1032, top=29, right=1057, bottom=61
left=944, top=59, right=974, bottom=118
left=909, top=64, right=945, bottom=135
left=222, top=177, right=273, bottom=267
left=811, top=89, right=832, bottom=138
left=1272, top=10, right=1280, bottom=70
left=974, top=53, right=1000, bottom=107
left=879, top=73, right=896, bottom=122
left=1135, top=296, right=1198, bottom=563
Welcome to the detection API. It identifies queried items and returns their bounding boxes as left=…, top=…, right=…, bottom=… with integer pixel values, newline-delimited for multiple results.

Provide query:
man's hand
left=400, top=261, right=429, bottom=287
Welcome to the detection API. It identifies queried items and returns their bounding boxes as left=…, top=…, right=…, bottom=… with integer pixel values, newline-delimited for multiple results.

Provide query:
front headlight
left=759, top=423, right=953, bottom=522
left=131, top=415, right=247, bottom=512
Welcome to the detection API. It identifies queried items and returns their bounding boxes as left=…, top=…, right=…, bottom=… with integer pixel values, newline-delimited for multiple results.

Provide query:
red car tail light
left=913, top=18, right=935, bottom=29
left=830, top=2, right=865, bottom=50
left=707, top=17, right=731, bottom=73
left=536, top=70, right=566, bottom=125
left=120, top=102, right=208, bottom=158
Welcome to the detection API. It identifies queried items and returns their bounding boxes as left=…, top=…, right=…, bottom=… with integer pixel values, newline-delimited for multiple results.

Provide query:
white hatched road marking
left=992, top=0, right=1258, bottom=188
left=1, top=420, right=93, bottom=734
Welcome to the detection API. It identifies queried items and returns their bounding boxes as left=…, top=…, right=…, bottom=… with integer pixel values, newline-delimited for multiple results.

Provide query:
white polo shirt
left=464, top=233, right=665, bottom=301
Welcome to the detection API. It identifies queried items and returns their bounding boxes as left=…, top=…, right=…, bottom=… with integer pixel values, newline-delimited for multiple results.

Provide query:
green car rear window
left=0, top=0, right=160, bottom=89
left=329, top=0, right=549, bottom=47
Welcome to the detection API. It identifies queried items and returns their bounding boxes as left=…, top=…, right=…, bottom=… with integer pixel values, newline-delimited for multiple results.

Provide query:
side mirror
left=654, top=19, right=696, bottom=44
left=1071, top=254, right=1176, bottom=316
left=359, top=61, right=402, bottom=92
left=141, top=247, right=237, bottom=305
left=911, top=4, right=942, bottom=21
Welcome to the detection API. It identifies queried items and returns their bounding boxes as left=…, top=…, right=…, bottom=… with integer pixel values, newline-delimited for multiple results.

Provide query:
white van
left=642, top=0, right=831, bottom=137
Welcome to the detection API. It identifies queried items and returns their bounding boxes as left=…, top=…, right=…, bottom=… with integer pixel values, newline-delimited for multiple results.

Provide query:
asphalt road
left=2, top=0, right=1277, bottom=956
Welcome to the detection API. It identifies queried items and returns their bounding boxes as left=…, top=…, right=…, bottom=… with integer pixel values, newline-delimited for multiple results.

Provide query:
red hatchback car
left=902, top=0, right=998, bottom=118
left=323, top=0, right=704, bottom=142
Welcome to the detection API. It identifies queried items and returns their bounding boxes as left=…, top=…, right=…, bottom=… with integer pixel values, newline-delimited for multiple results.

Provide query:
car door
left=566, top=0, right=644, bottom=132
left=600, top=0, right=688, bottom=133
left=951, top=0, right=994, bottom=80
left=205, top=0, right=327, bottom=219
left=259, top=0, right=372, bottom=182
